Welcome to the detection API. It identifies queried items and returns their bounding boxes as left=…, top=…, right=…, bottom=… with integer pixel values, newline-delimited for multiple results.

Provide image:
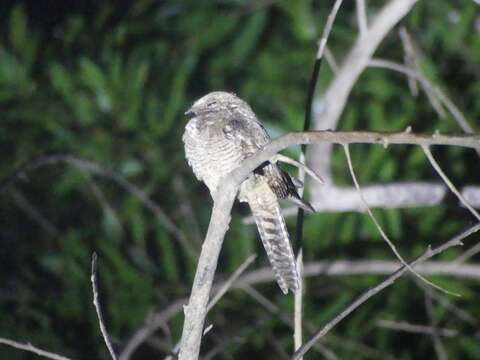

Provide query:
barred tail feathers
left=246, top=182, right=299, bottom=294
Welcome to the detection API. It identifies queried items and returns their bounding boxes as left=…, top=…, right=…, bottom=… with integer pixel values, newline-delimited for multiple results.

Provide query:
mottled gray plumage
left=183, top=91, right=312, bottom=294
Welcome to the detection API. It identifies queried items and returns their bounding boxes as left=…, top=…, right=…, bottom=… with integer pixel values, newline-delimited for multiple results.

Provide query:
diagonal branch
left=0, top=338, right=73, bottom=360
left=311, top=0, right=420, bottom=182
left=292, top=223, right=480, bottom=360
left=343, top=144, right=457, bottom=296
left=91, top=253, right=118, bottom=360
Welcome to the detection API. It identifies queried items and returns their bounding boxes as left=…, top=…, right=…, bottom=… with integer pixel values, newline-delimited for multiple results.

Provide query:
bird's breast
left=183, top=120, right=246, bottom=194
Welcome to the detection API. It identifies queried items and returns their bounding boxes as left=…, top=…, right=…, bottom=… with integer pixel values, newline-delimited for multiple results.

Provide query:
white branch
left=0, top=338, right=72, bottom=360
left=355, top=0, right=368, bottom=36
left=292, top=223, right=480, bottom=359
left=175, top=129, right=478, bottom=360
left=91, top=253, right=118, bottom=360
left=310, top=0, right=419, bottom=184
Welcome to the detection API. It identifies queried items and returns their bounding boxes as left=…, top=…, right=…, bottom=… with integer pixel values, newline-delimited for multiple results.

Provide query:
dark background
left=0, top=0, right=479, bottom=359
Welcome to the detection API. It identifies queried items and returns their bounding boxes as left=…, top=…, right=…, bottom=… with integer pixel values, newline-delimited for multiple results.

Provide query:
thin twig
left=294, top=250, right=304, bottom=356
left=91, top=253, right=118, bottom=360
left=355, top=0, right=368, bottom=36
left=10, top=188, right=60, bottom=237
left=311, top=0, right=420, bottom=181
left=295, top=3, right=343, bottom=355
left=207, top=254, right=257, bottom=312
left=343, top=144, right=459, bottom=296
left=425, top=295, right=449, bottom=360
left=166, top=254, right=256, bottom=358
left=0, top=337, right=73, bottom=360
left=271, top=154, right=324, bottom=184
left=376, top=319, right=458, bottom=338
left=369, top=59, right=475, bottom=135
left=174, top=130, right=477, bottom=360
left=0, top=154, right=195, bottom=260
left=399, top=27, right=419, bottom=96
left=422, top=146, right=480, bottom=221
left=416, top=280, right=477, bottom=326
left=292, top=223, right=480, bottom=360
left=454, top=241, right=480, bottom=263
left=122, top=258, right=480, bottom=359
left=324, top=46, right=339, bottom=74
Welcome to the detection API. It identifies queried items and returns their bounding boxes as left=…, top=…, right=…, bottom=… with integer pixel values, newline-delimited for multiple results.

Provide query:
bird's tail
left=246, top=179, right=299, bottom=294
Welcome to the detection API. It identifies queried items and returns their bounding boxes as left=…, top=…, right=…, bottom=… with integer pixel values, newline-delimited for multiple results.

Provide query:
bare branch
left=462, top=186, right=480, bottom=208
left=369, top=59, right=475, bottom=135
left=422, top=146, right=480, bottom=221
left=355, top=0, right=368, bottom=36
left=425, top=295, right=448, bottom=360
left=376, top=319, right=458, bottom=338
left=311, top=0, right=420, bottom=182
left=316, top=0, right=344, bottom=60
left=122, top=258, right=480, bottom=359
left=292, top=223, right=480, bottom=360
left=0, top=337, right=73, bottom=360
left=294, top=250, right=304, bottom=357
left=324, top=46, right=339, bottom=74
left=207, top=254, right=257, bottom=312
left=0, top=154, right=196, bottom=260
left=176, top=129, right=477, bottom=360
left=91, top=253, right=118, bottom=360
left=271, top=154, right=324, bottom=185
left=399, top=27, right=419, bottom=96
left=344, top=144, right=458, bottom=296
left=10, top=187, right=60, bottom=237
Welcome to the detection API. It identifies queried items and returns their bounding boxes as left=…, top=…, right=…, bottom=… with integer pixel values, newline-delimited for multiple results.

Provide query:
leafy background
left=0, top=0, right=479, bottom=359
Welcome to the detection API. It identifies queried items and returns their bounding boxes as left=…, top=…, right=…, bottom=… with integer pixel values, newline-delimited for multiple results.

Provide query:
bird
left=182, top=91, right=314, bottom=294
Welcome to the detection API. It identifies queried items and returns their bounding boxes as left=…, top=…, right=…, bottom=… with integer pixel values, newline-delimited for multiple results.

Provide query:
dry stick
left=324, top=46, right=339, bottom=74
left=368, top=59, right=475, bottom=135
left=178, top=236, right=253, bottom=360
left=242, top=181, right=448, bottom=222
left=10, top=187, right=60, bottom=237
left=174, top=131, right=477, bottom=360
left=343, top=144, right=459, bottom=296
left=271, top=154, right=324, bottom=185
left=207, top=254, right=257, bottom=311
left=355, top=0, right=368, bottom=36
left=91, top=253, right=118, bottom=360
left=295, top=1, right=344, bottom=356
left=165, top=254, right=256, bottom=360
left=122, top=258, right=480, bottom=360
left=425, top=295, right=448, bottom=360
left=241, top=285, right=340, bottom=360
left=416, top=279, right=477, bottom=326
left=0, top=337, right=73, bottom=360
left=454, top=241, right=480, bottom=263
left=292, top=223, right=480, bottom=360
left=422, top=146, right=480, bottom=221
left=399, top=27, right=419, bottom=97
left=294, top=250, right=303, bottom=354
left=0, top=154, right=195, bottom=260
left=376, top=319, right=458, bottom=338
left=311, top=0, right=420, bottom=180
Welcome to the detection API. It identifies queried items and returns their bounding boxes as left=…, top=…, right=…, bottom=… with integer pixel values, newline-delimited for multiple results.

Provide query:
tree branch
left=177, top=129, right=478, bottom=359
left=0, top=338, right=73, bottom=360
left=311, top=0, right=420, bottom=182
left=91, top=253, right=118, bottom=360
left=292, top=223, right=480, bottom=359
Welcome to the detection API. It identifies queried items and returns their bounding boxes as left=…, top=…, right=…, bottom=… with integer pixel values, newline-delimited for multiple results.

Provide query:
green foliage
left=0, top=1, right=479, bottom=359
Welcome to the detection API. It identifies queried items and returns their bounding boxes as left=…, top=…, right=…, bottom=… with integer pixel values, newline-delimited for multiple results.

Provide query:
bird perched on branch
left=183, top=91, right=316, bottom=294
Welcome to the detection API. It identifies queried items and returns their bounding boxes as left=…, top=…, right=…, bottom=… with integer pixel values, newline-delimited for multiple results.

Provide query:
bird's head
left=185, top=91, right=252, bottom=121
